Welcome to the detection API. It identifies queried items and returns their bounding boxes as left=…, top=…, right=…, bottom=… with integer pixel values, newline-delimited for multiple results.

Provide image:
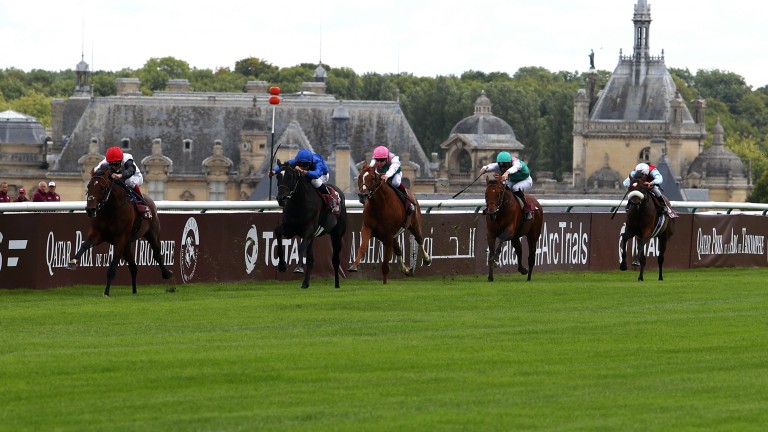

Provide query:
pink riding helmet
left=373, top=146, right=389, bottom=160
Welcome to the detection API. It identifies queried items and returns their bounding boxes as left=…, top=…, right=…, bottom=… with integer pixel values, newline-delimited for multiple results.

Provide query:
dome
left=449, top=91, right=516, bottom=136
left=0, top=110, right=47, bottom=145
left=687, top=118, right=747, bottom=179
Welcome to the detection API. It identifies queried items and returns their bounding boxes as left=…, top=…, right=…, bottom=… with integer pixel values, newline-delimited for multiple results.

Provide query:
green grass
left=2, top=268, right=768, bottom=431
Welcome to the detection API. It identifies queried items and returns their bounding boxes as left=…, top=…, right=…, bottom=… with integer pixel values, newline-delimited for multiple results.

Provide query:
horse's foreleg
left=301, top=241, right=314, bottom=289
left=409, top=225, right=431, bottom=267
left=274, top=225, right=287, bottom=273
left=393, top=238, right=412, bottom=277
left=382, top=241, right=393, bottom=284
left=331, top=232, right=342, bottom=288
left=104, top=256, right=120, bottom=297
left=510, top=237, right=528, bottom=277
left=486, top=234, right=498, bottom=282
left=68, top=236, right=94, bottom=270
left=348, top=225, right=372, bottom=272
left=637, top=238, right=647, bottom=282
left=619, top=233, right=630, bottom=271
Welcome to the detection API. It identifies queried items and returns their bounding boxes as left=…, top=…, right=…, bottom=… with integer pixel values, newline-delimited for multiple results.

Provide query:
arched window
left=638, top=147, right=650, bottom=162
left=457, top=149, right=472, bottom=173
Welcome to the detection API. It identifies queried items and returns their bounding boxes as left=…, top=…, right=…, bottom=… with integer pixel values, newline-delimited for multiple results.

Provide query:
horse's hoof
left=619, top=263, right=627, bottom=271
left=423, top=258, right=432, bottom=266
left=347, top=265, right=358, bottom=272
left=277, top=263, right=287, bottom=273
left=518, top=267, right=529, bottom=275
left=488, top=276, right=494, bottom=282
left=293, top=266, right=304, bottom=274
left=301, top=284, right=309, bottom=289
left=67, top=260, right=78, bottom=270
left=162, top=270, right=173, bottom=280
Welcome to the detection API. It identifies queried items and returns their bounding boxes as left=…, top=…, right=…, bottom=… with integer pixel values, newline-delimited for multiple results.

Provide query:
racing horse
left=67, top=170, right=173, bottom=296
left=348, top=162, right=431, bottom=284
left=619, top=178, right=674, bottom=281
left=273, top=160, right=347, bottom=288
left=484, top=177, right=543, bottom=282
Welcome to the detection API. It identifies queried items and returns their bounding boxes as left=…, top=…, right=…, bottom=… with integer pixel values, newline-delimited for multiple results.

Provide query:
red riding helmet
left=106, top=146, right=124, bottom=163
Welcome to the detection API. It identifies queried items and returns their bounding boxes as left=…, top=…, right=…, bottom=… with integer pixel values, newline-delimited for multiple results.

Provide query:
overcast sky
left=2, top=0, right=766, bottom=89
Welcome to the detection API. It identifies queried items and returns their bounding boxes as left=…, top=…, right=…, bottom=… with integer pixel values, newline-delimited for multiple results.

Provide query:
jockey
left=272, top=149, right=339, bottom=214
left=369, top=145, right=415, bottom=214
left=94, top=146, right=150, bottom=218
left=480, top=151, right=534, bottom=220
left=623, top=162, right=670, bottom=215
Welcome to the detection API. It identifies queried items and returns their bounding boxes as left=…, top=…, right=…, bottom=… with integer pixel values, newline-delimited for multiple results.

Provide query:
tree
left=10, top=92, right=52, bottom=128
left=234, top=57, right=277, bottom=79
left=137, top=57, right=191, bottom=93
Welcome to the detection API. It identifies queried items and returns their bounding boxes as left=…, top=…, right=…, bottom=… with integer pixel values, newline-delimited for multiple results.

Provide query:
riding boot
left=514, top=190, right=533, bottom=220
left=133, top=185, right=144, bottom=202
left=397, top=183, right=415, bottom=214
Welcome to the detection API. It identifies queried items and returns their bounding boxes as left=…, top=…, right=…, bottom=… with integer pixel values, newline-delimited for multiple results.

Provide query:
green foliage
left=234, top=57, right=277, bottom=79
left=9, top=92, right=52, bottom=127
left=2, top=58, right=768, bottom=180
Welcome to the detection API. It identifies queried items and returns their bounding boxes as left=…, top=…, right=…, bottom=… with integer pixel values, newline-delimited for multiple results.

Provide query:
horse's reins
left=90, top=177, right=115, bottom=214
left=486, top=184, right=506, bottom=217
left=359, top=170, right=384, bottom=201
left=277, top=166, right=302, bottom=201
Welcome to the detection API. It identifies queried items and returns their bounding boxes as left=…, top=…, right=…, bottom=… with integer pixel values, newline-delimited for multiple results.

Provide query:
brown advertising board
left=0, top=210, right=766, bottom=290
left=588, top=213, right=693, bottom=272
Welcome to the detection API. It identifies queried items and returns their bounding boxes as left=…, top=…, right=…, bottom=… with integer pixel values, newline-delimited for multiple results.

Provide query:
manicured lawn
left=2, top=268, right=767, bottom=431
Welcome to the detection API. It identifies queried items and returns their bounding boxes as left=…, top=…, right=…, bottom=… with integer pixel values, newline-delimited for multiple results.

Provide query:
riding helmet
left=634, top=162, right=650, bottom=175
left=106, top=146, right=124, bottom=163
left=496, top=152, right=513, bottom=163
left=296, top=149, right=313, bottom=163
left=373, top=146, right=389, bottom=160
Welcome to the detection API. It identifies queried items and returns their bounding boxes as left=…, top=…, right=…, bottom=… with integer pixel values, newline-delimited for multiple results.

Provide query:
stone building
left=0, top=109, right=52, bottom=198
left=46, top=63, right=435, bottom=201
left=572, top=0, right=707, bottom=197
left=436, top=90, right=524, bottom=193
left=685, top=118, right=751, bottom=201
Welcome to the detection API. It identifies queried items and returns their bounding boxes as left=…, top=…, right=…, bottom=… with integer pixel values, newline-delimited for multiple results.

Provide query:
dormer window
left=121, top=138, right=130, bottom=149
left=183, top=139, right=192, bottom=152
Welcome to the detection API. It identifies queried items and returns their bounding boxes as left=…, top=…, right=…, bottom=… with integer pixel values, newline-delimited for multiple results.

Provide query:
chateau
left=0, top=1, right=750, bottom=204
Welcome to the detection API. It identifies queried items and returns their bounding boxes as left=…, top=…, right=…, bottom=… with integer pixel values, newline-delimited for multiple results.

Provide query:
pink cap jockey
left=373, top=146, right=390, bottom=161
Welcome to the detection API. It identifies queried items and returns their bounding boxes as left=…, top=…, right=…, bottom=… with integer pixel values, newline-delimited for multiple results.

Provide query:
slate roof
left=0, top=110, right=47, bottom=145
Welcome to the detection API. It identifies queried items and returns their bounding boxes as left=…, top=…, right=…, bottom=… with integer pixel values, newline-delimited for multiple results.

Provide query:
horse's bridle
left=87, top=176, right=115, bottom=216
left=277, top=166, right=302, bottom=203
left=626, top=181, right=648, bottom=210
left=486, top=183, right=506, bottom=217
left=358, top=170, right=383, bottom=202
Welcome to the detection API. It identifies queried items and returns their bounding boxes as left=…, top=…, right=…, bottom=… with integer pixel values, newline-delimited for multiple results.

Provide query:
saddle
left=649, top=194, right=678, bottom=218
left=387, top=183, right=415, bottom=215
left=125, top=186, right=152, bottom=220
left=317, top=187, right=341, bottom=216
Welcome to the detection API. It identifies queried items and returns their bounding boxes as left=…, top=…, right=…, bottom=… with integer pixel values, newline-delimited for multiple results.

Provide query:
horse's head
left=275, top=161, right=302, bottom=207
left=484, top=177, right=506, bottom=221
left=626, top=180, right=650, bottom=209
left=357, top=162, right=382, bottom=204
left=85, top=171, right=114, bottom=217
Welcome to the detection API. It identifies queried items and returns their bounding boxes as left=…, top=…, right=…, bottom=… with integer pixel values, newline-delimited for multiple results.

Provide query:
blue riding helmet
left=296, top=149, right=313, bottom=163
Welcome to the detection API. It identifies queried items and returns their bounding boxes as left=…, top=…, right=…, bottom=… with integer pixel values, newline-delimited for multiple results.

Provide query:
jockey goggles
left=374, top=158, right=387, bottom=163
left=109, top=161, right=122, bottom=167
left=296, top=161, right=311, bottom=168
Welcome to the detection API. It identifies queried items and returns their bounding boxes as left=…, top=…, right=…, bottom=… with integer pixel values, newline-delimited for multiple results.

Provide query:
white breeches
left=507, top=176, right=532, bottom=192
left=310, top=174, right=329, bottom=188
left=124, top=172, right=143, bottom=188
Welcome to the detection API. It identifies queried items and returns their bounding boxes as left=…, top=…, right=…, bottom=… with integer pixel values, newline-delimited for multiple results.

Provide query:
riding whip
left=452, top=172, right=485, bottom=199
left=610, top=189, right=630, bottom=220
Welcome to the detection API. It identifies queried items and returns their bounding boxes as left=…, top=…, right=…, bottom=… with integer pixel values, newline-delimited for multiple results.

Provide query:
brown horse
left=619, top=179, right=674, bottom=281
left=67, top=170, right=173, bottom=296
left=348, top=162, right=431, bottom=283
left=274, top=161, right=347, bottom=289
left=485, top=178, right=543, bottom=282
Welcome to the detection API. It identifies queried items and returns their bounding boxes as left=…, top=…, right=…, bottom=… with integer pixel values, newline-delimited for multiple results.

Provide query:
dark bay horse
left=348, top=162, right=431, bottom=284
left=67, top=171, right=173, bottom=296
left=274, top=160, right=347, bottom=288
left=619, top=179, right=674, bottom=281
left=484, top=178, right=543, bottom=282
